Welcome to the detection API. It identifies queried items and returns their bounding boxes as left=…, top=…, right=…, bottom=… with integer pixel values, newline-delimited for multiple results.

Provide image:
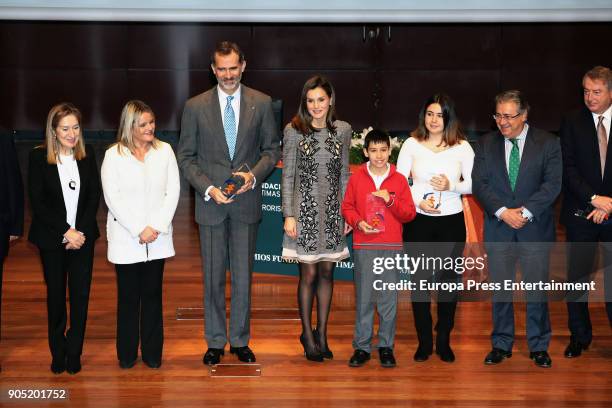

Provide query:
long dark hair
left=290, top=75, right=337, bottom=135
left=411, top=93, right=465, bottom=147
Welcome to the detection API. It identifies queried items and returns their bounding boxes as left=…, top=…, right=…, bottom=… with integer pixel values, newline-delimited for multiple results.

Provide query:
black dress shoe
left=50, top=357, right=66, bottom=374
left=143, top=359, right=162, bottom=369
left=378, top=347, right=396, bottom=368
left=312, top=328, right=333, bottom=360
left=564, top=340, right=589, bottom=358
left=413, top=346, right=433, bottom=362
left=348, top=349, right=371, bottom=367
left=484, top=348, right=512, bottom=365
left=436, top=346, right=455, bottom=363
left=66, top=355, right=81, bottom=375
left=229, top=346, right=256, bottom=363
left=203, top=348, right=224, bottom=366
left=119, top=359, right=137, bottom=369
left=530, top=351, right=552, bottom=368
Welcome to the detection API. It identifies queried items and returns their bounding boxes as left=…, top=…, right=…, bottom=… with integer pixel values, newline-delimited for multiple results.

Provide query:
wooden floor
left=1, top=196, right=611, bottom=408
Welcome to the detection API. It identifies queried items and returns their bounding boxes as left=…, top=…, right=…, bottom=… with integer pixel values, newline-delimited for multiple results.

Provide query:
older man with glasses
left=472, top=90, right=562, bottom=368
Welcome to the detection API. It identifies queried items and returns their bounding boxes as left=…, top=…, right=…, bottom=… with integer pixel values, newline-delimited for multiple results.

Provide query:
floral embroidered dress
left=281, top=121, right=352, bottom=263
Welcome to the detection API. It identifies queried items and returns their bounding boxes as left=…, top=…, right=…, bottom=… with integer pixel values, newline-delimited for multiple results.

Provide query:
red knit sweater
left=342, top=163, right=416, bottom=249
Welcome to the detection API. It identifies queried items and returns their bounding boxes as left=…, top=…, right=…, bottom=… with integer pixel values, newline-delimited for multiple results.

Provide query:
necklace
left=60, top=153, right=79, bottom=191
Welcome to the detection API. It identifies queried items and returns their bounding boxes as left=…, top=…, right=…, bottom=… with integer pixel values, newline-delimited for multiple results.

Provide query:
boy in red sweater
left=342, top=129, right=416, bottom=367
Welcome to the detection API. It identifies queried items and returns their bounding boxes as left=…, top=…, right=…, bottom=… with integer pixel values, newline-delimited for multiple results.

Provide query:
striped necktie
left=224, top=95, right=237, bottom=160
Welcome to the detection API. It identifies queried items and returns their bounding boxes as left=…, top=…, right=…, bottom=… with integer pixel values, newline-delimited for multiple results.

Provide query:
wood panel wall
left=1, top=22, right=611, bottom=134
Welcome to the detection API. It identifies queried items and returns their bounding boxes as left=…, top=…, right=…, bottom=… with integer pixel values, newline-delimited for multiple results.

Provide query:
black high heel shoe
left=66, top=355, right=82, bottom=374
left=312, top=328, right=333, bottom=360
left=300, top=333, right=324, bottom=362
left=50, top=356, right=65, bottom=374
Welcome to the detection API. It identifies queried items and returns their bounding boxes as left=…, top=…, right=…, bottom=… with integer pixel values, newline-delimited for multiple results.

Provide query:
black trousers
left=403, top=212, right=466, bottom=351
left=39, top=241, right=95, bottom=359
left=565, top=221, right=612, bottom=345
left=115, top=259, right=165, bottom=363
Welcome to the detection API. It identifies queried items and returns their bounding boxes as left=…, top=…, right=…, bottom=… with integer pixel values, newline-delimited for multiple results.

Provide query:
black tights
left=298, top=261, right=335, bottom=350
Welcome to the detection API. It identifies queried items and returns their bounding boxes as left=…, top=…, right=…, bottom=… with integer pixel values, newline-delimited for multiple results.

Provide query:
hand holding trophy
left=220, top=163, right=252, bottom=199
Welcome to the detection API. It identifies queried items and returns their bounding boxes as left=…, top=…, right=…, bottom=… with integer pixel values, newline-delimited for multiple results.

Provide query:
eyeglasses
left=492, top=112, right=522, bottom=121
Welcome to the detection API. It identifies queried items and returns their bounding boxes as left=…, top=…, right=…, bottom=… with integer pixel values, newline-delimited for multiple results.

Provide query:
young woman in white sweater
left=397, top=93, right=474, bottom=363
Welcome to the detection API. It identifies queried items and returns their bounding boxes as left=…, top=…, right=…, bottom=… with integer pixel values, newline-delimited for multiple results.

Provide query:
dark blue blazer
left=0, top=135, right=24, bottom=259
left=472, top=126, right=562, bottom=242
left=560, top=106, right=612, bottom=226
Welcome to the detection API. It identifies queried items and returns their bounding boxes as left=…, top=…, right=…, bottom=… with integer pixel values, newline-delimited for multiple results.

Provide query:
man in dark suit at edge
left=472, top=90, right=562, bottom=368
left=177, top=41, right=281, bottom=365
left=560, top=66, right=612, bottom=358
left=0, top=134, right=24, bottom=371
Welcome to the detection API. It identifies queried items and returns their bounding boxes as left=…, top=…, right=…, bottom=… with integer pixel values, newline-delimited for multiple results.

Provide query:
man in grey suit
left=177, top=41, right=281, bottom=365
left=472, top=90, right=562, bottom=368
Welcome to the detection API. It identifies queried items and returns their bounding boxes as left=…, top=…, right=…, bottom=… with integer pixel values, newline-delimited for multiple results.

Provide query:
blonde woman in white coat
left=101, top=100, right=180, bottom=369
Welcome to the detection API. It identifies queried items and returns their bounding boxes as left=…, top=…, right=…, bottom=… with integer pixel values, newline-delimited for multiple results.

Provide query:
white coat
left=101, top=141, right=180, bottom=264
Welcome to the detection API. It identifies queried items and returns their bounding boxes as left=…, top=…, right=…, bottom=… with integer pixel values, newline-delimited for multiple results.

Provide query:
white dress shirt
left=205, top=84, right=257, bottom=200
left=217, top=84, right=242, bottom=131
left=494, top=123, right=533, bottom=220
left=591, top=104, right=612, bottom=141
left=101, top=141, right=180, bottom=264
left=503, top=123, right=528, bottom=173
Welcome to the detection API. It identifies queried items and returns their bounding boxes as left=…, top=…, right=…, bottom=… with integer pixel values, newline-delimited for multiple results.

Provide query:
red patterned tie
left=598, top=115, right=607, bottom=179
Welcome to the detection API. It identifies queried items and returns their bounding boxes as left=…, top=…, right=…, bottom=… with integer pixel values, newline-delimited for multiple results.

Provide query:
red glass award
left=365, top=194, right=386, bottom=233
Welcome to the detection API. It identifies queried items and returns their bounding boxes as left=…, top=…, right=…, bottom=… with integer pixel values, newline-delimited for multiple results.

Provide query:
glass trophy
left=365, top=194, right=386, bottom=233
left=425, top=172, right=443, bottom=209
left=219, top=163, right=251, bottom=199
left=423, top=191, right=442, bottom=209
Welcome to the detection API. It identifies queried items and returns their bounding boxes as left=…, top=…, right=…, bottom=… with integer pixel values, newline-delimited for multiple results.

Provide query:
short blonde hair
left=43, top=102, right=86, bottom=164
left=114, top=100, right=159, bottom=155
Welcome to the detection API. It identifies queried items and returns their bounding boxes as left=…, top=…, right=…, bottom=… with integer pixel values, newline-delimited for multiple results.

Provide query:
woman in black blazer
left=28, top=103, right=100, bottom=374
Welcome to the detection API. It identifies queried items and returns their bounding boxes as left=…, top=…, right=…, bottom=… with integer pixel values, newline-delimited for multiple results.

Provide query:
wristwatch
left=591, top=194, right=598, bottom=202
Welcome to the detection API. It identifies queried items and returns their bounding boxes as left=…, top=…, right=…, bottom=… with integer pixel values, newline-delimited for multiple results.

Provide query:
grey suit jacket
left=177, top=85, right=281, bottom=226
left=472, top=126, right=562, bottom=242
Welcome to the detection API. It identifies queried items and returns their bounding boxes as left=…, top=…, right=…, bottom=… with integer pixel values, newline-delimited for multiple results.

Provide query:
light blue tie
left=224, top=95, right=237, bottom=160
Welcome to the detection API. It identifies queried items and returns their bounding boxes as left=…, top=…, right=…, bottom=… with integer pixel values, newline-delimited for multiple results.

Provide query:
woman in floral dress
left=282, top=75, right=352, bottom=362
